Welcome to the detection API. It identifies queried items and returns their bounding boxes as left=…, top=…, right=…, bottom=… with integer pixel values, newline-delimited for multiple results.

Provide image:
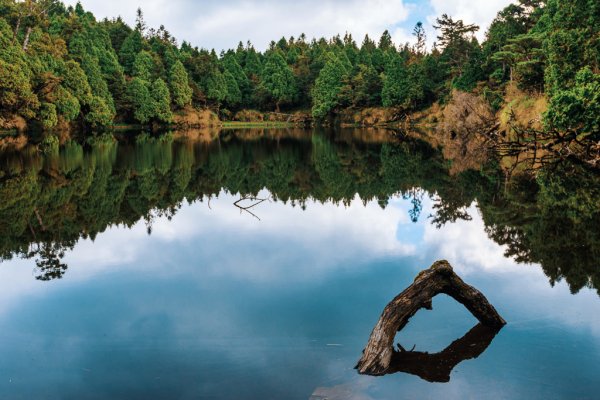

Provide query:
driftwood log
left=356, top=260, right=506, bottom=376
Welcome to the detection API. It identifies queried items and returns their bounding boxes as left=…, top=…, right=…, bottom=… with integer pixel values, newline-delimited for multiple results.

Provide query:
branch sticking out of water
left=356, top=260, right=506, bottom=376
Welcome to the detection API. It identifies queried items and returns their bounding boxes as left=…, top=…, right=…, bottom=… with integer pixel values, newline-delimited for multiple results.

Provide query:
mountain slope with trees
left=0, top=0, right=598, bottom=156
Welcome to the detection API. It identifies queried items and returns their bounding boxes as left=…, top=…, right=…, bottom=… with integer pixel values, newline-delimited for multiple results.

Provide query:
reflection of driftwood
left=386, top=323, right=501, bottom=382
left=356, top=260, right=505, bottom=376
left=234, top=195, right=270, bottom=221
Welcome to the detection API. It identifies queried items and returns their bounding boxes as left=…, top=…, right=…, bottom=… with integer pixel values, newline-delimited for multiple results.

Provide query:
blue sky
left=65, top=0, right=514, bottom=51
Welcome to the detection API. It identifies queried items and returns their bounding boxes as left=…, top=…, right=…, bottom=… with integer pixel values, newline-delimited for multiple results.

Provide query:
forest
left=0, top=0, right=598, bottom=148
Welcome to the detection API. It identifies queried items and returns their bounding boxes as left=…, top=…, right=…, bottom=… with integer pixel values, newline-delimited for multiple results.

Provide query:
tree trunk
left=13, top=17, right=21, bottom=42
left=22, top=26, right=32, bottom=51
left=356, top=260, right=506, bottom=376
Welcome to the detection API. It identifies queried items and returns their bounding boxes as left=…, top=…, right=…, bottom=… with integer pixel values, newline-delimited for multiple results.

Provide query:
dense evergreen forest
left=0, top=0, right=598, bottom=143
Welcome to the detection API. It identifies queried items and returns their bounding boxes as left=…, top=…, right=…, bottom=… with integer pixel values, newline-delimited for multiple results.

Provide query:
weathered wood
left=356, top=260, right=506, bottom=376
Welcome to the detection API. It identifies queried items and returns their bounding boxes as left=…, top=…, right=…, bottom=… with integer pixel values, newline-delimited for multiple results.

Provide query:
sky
left=63, top=0, right=514, bottom=51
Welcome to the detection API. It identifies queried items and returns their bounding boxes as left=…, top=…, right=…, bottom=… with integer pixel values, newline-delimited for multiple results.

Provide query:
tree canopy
left=0, top=0, right=597, bottom=145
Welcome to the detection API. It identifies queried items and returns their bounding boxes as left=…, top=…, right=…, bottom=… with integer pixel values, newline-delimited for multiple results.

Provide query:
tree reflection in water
left=387, top=324, right=501, bottom=383
left=0, top=128, right=598, bottom=293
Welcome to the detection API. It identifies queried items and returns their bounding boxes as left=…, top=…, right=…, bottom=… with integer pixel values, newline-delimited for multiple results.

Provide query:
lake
left=0, top=128, right=598, bottom=399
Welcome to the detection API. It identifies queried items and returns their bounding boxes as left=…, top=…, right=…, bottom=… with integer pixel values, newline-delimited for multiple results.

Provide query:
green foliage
left=491, top=33, right=545, bottom=90
left=0, top=58, right=39, bottom=119
left=132, top=50, right=155, bottom=81
left=452, top=43, right=485, bottom=91
left=224, top=70, right=242, bottom=108
left=311, top=53, right=349, bottom=118
left=261, top=51, right=296, bottom=111
left=127, top=77, right=154, bottom=124
left=545, top=67, right=600, bottom=138
left=223, top=55, right=250, bottom=106
left=39, top=102, right=58, bottom=129
left=206, top=68, right=227, bottom=107
left=151, top=78, right=173, bottom=123
left=543, top=0, right=599, bottom=94
left=168, top=60, right=192, bottom=108
left=85, top=96, right=113, bottom=127
left=349, top=64, right=382, bottom=107
left=119, top=30, right=143, bottom=75
left=53, top=86, right=80, bottom=121
left=59, top=60, right=93, bottom=106
left=0, top=0, right=595, bottom=151
left=541, top=0, right=600, bottom=138
left=382, top=56, right=407, bottom=107
left=2, top=133, right=597, bottom=294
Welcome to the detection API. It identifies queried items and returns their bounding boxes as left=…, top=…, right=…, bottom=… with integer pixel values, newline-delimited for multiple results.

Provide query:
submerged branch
left=356, top=260, right=505, bottom=376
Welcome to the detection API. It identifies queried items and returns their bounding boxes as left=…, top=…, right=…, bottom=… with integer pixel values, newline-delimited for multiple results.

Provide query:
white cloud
left=148, top=191, right=416, bottom=282
left=66, top=0, right=413, bottom=51
left=427, top=0, right=515, bottom=42
left=62, top=0, right=517, bottom=51
left=0, top=192, right=416, bottom=315
left=422, top=202, right=535, bottom=275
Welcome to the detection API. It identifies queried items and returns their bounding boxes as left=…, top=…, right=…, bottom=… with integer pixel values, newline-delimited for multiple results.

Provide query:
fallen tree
left=356, top=260, right=506, bottom=376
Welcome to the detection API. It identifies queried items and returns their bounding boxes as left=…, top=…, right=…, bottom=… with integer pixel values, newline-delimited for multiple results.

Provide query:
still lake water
left=0, top=128, right=599, bottom=399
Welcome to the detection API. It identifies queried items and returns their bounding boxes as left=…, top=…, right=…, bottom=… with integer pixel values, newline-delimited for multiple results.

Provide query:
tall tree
left=119, top=30, right=143, bottom=75
left=151, top=78, right=172, bottom=123
left=413, top=22, right=427, bottom=55
left=168, top=60, right=192, bottom=108
left=261, top=51, right=296, bottom=112
left=311, top=52, right=350, bottom=118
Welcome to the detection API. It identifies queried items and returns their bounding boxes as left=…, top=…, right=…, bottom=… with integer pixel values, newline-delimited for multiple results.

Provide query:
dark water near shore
left=0, top=128, right=599, bottom=399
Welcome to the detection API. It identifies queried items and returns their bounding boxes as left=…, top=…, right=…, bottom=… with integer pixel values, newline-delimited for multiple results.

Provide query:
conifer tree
left=168, top=60, right=192, bottom=108
left=312, top=52, right=350, bottom=118
left=261, top=51, right=296, bottom=112
left=127, top=77, right=154, bottom=124
left=151, top=78, right=172, bottom=123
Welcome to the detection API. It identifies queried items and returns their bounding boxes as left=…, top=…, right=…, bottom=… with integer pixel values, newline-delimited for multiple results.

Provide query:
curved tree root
left=356, top=260, right=506, bottom=376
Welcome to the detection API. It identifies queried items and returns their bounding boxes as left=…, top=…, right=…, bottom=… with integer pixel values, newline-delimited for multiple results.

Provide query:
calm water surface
left=0, top=129, right=598, bottom=399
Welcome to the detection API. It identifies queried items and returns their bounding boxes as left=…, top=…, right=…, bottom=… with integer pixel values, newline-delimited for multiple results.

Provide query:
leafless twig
left=233, top=195, right=271, bottom=221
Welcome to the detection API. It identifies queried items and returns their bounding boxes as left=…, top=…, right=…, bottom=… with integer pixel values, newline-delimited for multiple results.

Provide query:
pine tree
left=119, top=30, right=143, bottom=75
left=382, top=55, right=408, bottom=107
left=261, top=51, right=296, bottom=112
left=168, top=60, right=192, bottom=108
left=132, top=50, right=154, bottom=81
left=151, top=78, right=172, bottom=123
left=85, top=96, right=113, bottom=127
left=224, top=70, right=242, bottom=108
left=127, top=77, right=154, bottom=124
left=311, top=53, right=350, bottom=118
left=413, top=22, right=427, bottom=55
left=206, top=68, right=227, bottom=110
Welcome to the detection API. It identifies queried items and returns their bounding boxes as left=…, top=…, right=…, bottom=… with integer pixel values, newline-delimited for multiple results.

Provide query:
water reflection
left=0, top=128, right=599, bottom=398
left=387, top=323, right=501, bottom=383
left=1, top=128, right=598, bottom=294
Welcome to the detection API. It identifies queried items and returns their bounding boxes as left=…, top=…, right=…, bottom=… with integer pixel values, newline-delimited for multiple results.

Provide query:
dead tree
left=356, top=260, right=506, bottom=376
